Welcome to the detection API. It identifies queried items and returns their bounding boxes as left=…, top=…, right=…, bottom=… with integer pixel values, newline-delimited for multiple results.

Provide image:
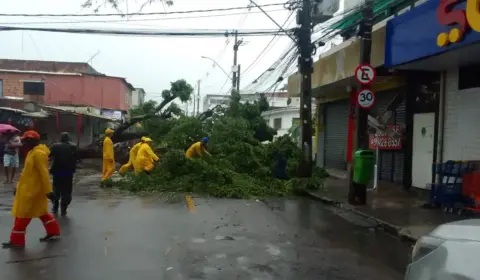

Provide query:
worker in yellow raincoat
left=118, top=137, right=145, bottom=175
left=185, top=137, right=211, bottom=159
left=102, top=128, right=115, bottom=181
left=2, top=130, right=61, bottom=249
left=135, top=138, right=159, bottom=175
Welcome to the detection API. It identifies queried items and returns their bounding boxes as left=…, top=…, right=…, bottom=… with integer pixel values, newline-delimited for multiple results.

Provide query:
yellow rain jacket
left=102, top=136, right=115, bottom=181
left=12, top=144, right=52, bottom=218
left=119, top=142, right=142, bottom=175
left=135, top=143, right=159, bottom=174
left=185, top=141, right=208, bottom=159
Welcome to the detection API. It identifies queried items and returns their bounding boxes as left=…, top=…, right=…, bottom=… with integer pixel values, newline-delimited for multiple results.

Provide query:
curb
left=306, top=191, right=418, bottom=243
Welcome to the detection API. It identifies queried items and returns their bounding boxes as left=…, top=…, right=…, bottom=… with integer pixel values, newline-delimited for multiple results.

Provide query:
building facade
left=288, top=0, right=430, bottom=189
left=0, top=59, right=135, bottom=147
left=261, top=107, right=300, bottom=137
left=131, top=88, right=146, bottom=108
left=202, top=92, right=299, bottom=112
left=385, top=0, right=480, bottom=189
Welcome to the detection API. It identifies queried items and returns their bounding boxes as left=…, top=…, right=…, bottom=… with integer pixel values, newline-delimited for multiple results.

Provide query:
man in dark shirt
left=49, top=132, right=77, bottom=216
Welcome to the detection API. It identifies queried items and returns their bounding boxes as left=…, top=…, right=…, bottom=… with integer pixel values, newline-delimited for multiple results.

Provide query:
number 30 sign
left=357, top=88, right=376, bottom=109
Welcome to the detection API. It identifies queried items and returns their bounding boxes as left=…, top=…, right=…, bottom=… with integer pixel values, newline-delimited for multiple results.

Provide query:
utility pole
left=348, top=0, right=374, bottom=205
left=237, top=64, right=241, bottom=94
left=197, top=80, right=201, bottom=116
left=232, top=30, right=243, bottom=95
left=192, top=90, right=196, bottom=116
left=296, top=0, right=314, bottom=177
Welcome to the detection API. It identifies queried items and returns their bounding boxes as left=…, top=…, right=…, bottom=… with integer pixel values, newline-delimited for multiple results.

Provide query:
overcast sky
left=0, top=0, right=295, bottom=111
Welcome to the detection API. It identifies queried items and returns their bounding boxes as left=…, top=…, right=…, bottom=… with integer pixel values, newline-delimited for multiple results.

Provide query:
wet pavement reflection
left=0, top=172, right=410, bottom=279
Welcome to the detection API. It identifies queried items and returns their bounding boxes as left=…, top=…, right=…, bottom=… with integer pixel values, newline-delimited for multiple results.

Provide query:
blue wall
left=385, top=0, right=480, bottom=67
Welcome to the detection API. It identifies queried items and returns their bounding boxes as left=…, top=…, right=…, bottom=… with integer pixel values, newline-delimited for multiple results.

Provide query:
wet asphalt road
left=0, top=172, right=411, bottom=279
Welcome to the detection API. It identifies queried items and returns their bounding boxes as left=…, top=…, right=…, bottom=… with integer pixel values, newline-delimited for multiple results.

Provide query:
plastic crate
left=430, top=183, right=462, bottom=204
left=463, top=171, right=480, bottom=196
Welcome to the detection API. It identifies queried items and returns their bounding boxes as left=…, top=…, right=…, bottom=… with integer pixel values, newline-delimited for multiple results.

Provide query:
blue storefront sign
left=385, top=0, right=480, bottom=68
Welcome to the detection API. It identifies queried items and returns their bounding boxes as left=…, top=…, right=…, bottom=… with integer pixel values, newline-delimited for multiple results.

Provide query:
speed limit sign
left=357, top=88, right=376, bottom=109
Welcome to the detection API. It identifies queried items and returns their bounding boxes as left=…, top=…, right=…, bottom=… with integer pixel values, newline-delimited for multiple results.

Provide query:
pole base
left=348, top=182, right=367, bottom=205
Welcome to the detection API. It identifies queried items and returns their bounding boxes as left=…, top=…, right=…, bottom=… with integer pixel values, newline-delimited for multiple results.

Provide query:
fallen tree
left=77, top=79, right=193, bottom=162
left=113, top=92, right=329, bottom=198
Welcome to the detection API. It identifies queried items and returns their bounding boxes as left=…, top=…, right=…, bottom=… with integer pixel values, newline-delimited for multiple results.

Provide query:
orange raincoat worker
left=2, top=130, right=60, bottom=249
left=102, top=128, right=115, bottom=181
left=118, top=137, right=145, bottom=175
left=135, top=138, right=159, bottom=175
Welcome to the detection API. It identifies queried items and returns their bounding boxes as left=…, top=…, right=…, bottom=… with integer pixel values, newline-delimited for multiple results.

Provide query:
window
left=273, top=118, right=282, bottom=130
left=23, top=81, right=45, bottom=95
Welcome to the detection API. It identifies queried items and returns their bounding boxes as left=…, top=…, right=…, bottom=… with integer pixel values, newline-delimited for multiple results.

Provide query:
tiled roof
left=0, top=59, right=101, bottom=75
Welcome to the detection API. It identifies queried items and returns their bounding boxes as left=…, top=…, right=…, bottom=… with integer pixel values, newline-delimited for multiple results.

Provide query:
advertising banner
left=369, top=125, right=403, bottom=150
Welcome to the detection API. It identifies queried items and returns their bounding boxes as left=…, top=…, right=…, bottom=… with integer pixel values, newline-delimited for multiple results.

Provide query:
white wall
left=443, top=68, right=480, bottom=160
left=262, top=109, right=299, bottom=137
left=131, top=89, right=145, bottom=108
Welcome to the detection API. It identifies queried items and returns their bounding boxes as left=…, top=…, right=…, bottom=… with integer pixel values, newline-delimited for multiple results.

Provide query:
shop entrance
left=412, top=113, right=435, bottom=189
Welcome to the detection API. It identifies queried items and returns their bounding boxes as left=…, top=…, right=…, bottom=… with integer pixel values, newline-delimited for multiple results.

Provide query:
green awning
left=330, top=0, right=409, bottom=30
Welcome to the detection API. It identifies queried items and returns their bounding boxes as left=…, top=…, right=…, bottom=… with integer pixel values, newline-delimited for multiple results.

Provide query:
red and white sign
left=369, top=125, right=403, bottom=150
left=357, top=88, right=376, bottom=109
left=355, top=64, right=376, bottom=85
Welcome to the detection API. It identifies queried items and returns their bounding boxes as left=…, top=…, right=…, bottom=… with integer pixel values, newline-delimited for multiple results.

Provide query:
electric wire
left=0, top=2, right=287, bottom=17
left=241, top=9, right=295, bottom=76
left=0, top=26, right=292, bottom=37
left=0, top=8, right=287, bottom=26
left=242, top=2, right=368, bottom=93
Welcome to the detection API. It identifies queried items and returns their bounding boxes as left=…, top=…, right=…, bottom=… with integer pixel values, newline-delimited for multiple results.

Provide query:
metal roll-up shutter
left=324, top=100, right=349, bottom=170
left=374, top=92, right=395, bottom=181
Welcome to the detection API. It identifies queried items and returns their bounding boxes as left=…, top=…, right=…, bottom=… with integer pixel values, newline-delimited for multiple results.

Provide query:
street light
left=201, top=56, right=232, bottom=81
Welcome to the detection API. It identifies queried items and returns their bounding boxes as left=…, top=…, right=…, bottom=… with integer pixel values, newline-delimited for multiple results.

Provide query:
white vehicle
left=406, top=219, right=480, bottom=279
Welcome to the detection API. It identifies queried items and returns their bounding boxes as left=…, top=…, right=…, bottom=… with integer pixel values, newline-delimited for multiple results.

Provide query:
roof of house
left=0, top=59, right=101, bottom=75
left=0, top=59, right=135, bottom=90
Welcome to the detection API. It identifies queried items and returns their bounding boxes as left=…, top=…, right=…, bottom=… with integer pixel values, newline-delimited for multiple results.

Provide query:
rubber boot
left=60, top=204, right=68, bottom=217
left=52, top=201, right=59, bottom=215
left=2, top=241, right=24, bottom=249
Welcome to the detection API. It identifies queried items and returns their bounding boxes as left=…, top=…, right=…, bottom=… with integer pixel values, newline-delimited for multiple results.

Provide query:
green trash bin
left=353, top=149, right=375, bottom=185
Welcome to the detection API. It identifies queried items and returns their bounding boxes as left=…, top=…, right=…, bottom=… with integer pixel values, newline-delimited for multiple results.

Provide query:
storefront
left=321, top=86, right=408, bottom=185
left=385, top=0, right=477, bottom=188
left=369, top=88, right=406, bottom=184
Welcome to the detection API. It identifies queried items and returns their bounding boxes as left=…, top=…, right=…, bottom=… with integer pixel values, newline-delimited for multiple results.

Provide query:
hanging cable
left=0, top=8, right=287, bottom=26
left=0, top=26, right=292, bottom=37
left=0, top=2, right=287, bottom=17
left=241, top=10, right=295, bottom=76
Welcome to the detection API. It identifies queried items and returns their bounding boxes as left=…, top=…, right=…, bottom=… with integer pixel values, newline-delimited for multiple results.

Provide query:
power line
left=243, top=2, right=367, bottom=92
left=241, top=10, right=295, bottom=76
left=0, top=8, right=287, bottom=26
left=0, top=26, right=292, bottom=37
left=0, top=3, right=286, bottom=17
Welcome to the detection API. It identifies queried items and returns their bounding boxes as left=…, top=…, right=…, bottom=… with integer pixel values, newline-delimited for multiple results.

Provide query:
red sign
left=369, top=125, right=403, bottom=150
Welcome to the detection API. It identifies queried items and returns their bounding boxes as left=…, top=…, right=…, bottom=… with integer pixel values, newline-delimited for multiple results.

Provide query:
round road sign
left=357, top=88, right=376, bottom=109
left=355, top=64, right=376, bottom=85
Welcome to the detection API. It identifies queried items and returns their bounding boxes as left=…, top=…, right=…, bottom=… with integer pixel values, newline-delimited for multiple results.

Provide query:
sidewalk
left=308, top=173, right=472, bottom=241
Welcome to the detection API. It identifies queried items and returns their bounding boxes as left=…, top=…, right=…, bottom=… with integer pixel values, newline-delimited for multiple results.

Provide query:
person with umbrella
left=49, top=132, right=77, bottom=216
left=2, top=130, right=60, bottom=249
left=0, top=125, right=22, bottom=184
